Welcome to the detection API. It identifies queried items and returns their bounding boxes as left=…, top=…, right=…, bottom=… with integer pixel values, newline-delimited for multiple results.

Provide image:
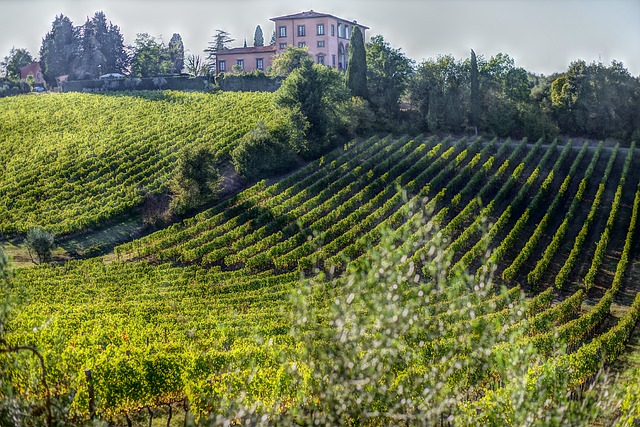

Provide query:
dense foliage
left=169, top=147, right=220, bottom=215
left=4, top=134, right=640, bottom=424
left=0, top=48, right=33, bottom=80
left=231, top=121, right=297, bottom=181
left=346, top=26, right=368, bottom=99
left=408, top=52, right=640, bottom=140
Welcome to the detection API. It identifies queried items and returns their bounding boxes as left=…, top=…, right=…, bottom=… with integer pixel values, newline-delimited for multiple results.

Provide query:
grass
left=1, top=214, right=144, bottom=268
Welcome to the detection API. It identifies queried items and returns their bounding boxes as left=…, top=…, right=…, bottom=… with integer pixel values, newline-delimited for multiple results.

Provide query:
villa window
left=236, top=59, right=244, bottom=70
left=317, top=24, right=325, bottom=35
left=279, top=26, right=286, bottom=38
left=338, top=23, right=343, bottom=38
left=317, top=40, right=325, bottom=48
left=298, top=25, right=306, bottom=37
left=279, top=43, right=287, bottom=49
left=332, top=54, right=336, bottom=67
left=256, top=58, right=264, bottom=70
left=331, top=24, right=335, bottom=36
left=218, top=60, right=226, bottom=72
left=345, top=26, right=350, bottom=39
left=298, top=41, right=306, bottom=48
left=317, top=54, right=325, bottom=65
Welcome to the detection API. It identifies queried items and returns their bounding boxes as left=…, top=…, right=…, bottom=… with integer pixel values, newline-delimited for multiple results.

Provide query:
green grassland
left=2, top=92, right=640, bottom=424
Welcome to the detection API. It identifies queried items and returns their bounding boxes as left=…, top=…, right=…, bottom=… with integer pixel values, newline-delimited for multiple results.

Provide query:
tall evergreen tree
left=254, top=25, right=264, bottom=47
left=168, top=33, right=185, bottom=74
left=470, top=49, right=480, bottom=132
left=39, top=14, right=77, bottom=85
left=72, top=11, right=127, bottom=79
left=269, top=30, right=276, bottom=46
left=204, top=29, right=234, bottom=71
left=346, top=26, right=368, bottom=99
left=103, top=17, right=128, bottom=74
left=73, top=17, right=103, bottom=79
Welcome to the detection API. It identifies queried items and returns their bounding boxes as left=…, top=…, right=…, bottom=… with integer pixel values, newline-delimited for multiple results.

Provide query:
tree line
left=1, top=9, right=639, bottom=141
left=0, top=11, right=186, bottom=86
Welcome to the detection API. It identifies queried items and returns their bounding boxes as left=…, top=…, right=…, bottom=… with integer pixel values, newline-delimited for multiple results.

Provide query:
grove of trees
left=408, top=51, right=640, bottom=140
left=36, top=11, right=187, bottom=84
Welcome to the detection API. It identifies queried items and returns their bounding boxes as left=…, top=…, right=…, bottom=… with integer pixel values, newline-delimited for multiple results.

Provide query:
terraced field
left=5, top=133, right=640, bottom=424
left=0, top=91, right=285, bottom=234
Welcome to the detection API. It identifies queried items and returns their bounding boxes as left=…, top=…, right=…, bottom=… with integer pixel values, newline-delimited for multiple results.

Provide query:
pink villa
left=215, top=10, right=369, bottom=75
left=19, top=62, right=45, bottom=84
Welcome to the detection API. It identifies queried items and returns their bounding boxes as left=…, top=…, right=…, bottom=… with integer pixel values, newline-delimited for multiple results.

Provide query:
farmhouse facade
left=19, top=62, right=45, bottom=84
left=215, top=10, right=368, bottom=75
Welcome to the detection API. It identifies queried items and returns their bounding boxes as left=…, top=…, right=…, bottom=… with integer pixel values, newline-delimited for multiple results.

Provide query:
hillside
left=5, top=133, right=640, bottom=423
left=0, top=91, right=285, bottom=235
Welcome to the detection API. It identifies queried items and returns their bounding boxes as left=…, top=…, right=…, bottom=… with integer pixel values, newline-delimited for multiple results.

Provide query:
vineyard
left=3, top=129, right=640, bottom=424
left=0, top=91, right=286, bottom=235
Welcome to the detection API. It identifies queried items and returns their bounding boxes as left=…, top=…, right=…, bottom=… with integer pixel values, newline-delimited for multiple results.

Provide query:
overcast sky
left=1, top=0, right=639, bottom=76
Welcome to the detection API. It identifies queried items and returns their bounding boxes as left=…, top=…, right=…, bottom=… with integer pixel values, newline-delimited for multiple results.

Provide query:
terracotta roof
left=270, top=10, right=369, bottom=29
left=214, top=46, right=277, bottom=55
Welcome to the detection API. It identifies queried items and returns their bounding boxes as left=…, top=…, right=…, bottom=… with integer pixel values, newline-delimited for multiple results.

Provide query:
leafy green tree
left=168, top=33, right=185, bottom=74
left=253, top=25, right=264, bottom=47
left=232, top=121, right=296, bottom=180
left=39, top=14, right=77, bottom=86
left=409, top=55, right=468, bottom=132
left=550, top=60, right=639, bottom=139
left=365, top=35, right=413, bottom=121
left=346, top=26, right=368, bottom=99
left=270, top=46, right=313, bottom=77
left=478, top=53, right=530, bottom=137
left=170, top=147, right=220, bottom=214
left=1, top=48, right=33, bottom=80
left=25, top=227, right=55, bottom=265
left=130, top=33, right=171, bottom=77
left=275, top=59, right=347, bottom=157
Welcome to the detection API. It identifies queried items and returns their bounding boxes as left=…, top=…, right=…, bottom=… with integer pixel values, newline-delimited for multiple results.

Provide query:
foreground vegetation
left=2, top=133, right=640, bottom=424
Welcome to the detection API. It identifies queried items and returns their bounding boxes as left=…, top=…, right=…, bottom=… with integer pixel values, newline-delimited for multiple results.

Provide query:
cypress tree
left=254, top=25, right=264, bottom=47
left=470, top=49, right=480, bottom=133
left=346, top=26, right=368, bottom=99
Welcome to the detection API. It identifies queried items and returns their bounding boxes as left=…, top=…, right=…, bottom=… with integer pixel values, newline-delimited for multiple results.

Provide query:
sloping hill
left=0, top=91, right=284, bottom=235
left=6, top=134, right=640, bottom=423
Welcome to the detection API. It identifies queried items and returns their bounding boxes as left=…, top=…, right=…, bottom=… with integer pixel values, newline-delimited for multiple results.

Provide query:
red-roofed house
left=215, top=10, right=368, bottom=75
left=19, top=62, right=45, bottom=85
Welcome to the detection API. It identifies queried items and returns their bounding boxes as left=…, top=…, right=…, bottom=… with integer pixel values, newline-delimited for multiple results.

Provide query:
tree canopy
left=1, top=47, right=33, bottom=80
left=270, top=46, right=313, bottom=77
left=39, top=11, right=127, bottom=81
left=168, top=33, right=185, bottom=74
left=346, top=26, right=368, bottom=99
left=366, top=35, right=414, bottom=120
left=254, top=25, right=264, bottom=47
left=130, top=33, right=171, bottom=77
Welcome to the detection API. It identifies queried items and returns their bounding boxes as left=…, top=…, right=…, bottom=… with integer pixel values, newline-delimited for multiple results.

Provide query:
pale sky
left=1, top=0, right=639, bottom=76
